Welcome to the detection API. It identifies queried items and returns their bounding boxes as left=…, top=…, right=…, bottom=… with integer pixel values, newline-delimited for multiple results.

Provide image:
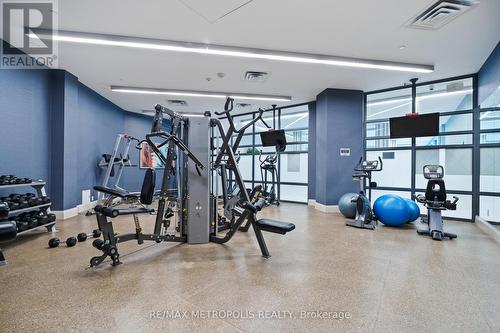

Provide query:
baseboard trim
left=52, top=207, right=78, bottom=220
left=308, top=200, right=339, bottom=213
left=475, top=216, right=500, bottom=244
left=77, top=200, right=98, bottom=214
left=52, top=201, right=97, bottom=220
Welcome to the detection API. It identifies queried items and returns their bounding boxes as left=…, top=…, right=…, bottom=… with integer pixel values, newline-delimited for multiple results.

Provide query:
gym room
left=0, top=1, right=499, bottom=332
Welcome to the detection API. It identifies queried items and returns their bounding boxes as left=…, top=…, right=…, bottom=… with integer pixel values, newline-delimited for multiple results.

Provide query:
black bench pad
left=255, top=219, right=295, bottom=234
left=93, top=186, right=139, bottom=199
left=94, top=205, right=154, bottom=218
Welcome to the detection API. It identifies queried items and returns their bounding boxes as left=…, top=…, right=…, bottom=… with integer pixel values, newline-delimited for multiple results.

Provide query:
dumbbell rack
left=1, top=181, right=56, bottom=235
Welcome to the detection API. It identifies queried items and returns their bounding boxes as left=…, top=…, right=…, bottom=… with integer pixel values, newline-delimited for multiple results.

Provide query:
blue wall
left=77, top=83, right=125, bottom=201
left=0, top=65, right=156, bottom=209
left=0, top=69, right=52, bottom=195
left=314, top=88, right=363, bottom=206
left=478, top=41, right=500, bottom=105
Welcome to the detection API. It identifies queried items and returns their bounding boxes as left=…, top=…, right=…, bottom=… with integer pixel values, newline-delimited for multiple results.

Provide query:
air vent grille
left=168, top=99, right=188, bottom=106
left=243, top=71, right=269, bottom=82
left=406, top=0, right=479, bottom=30
left=236, top=103, right=252, bottom=108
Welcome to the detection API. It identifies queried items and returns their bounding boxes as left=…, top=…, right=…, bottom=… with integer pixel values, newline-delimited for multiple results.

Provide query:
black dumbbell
left=77, top=229, right=102, bottom=242
left=16, top=219, right=29, bottom=232
left=48, top=236, right=77, bottom=248
left=18, top=213, right=39, bottom=228
left=13, top=197, right=29, bottom=209
left=47, top=213, right=56, bottom=223
left=40, top=196, right=51, bottom=204
left=33, top=212, right=49, bottom=226
left=28, top=197, right=43, bottom=207
left=7, top=201, right=20, bottom=211
left=0, top=202, right=9, bottom=221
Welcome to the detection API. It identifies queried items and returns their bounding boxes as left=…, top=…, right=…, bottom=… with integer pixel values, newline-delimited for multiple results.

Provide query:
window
left=480, top=196, right=500, bottom=222
left=366, top=138, right=411, bottom=149
left=480, top=147, right=500, bottom=193
left=415, top=149, right=472, bottom=191
left=480, top=85, right=500, bottom=108
left=365, top=76, right=476, bottom=221
left=480, top=110, right=500, bottom=130
left=440, top=113, right=473, bottom=132
left=280, top=185, right=307, bottom=202
left=366, top=121, right=389, bottom=138
left=279, top=153, right=308, bottom=183
left=415, top=134, right=473, bottom=146
left=366, top=88, right=412, bottom=121
left=416, top=78, right=473, bottom=113
left=219, top=102, right=310, bottom=204
left=366, top=150, right=412, bottom=188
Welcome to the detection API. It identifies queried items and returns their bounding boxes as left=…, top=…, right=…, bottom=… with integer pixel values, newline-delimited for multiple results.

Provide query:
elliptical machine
left=258, top=130, right=286, bottom=206
left=415, top=165, right=458, bottom=241
left=259, top=151, right=278, bottom=205
left=346, top=156, right=383, bottom=230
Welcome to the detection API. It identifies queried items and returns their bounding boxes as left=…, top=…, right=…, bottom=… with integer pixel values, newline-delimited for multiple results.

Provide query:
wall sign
left=340, top=148, right=350, bottom=156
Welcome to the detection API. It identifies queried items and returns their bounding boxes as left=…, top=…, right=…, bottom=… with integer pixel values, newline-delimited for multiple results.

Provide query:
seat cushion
left=93, top=186, right=139, bottom=199
left=255, top=219, right=295, bottom=234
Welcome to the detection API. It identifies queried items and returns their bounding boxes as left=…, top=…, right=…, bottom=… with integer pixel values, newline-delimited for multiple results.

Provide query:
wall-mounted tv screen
left=389, top=113, right=439, bottom=138
left=260, top=130, right=287, bottom=151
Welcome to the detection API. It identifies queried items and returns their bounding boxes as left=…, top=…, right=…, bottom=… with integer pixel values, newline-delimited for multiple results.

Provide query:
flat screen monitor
left=260, top=130, right=287, bottom=151
left=389, top=113, right=439, bottom=138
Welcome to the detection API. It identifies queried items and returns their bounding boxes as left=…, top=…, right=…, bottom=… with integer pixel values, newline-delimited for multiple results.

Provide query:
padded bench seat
left=255, top=219, right=295, bottom=234
left=93, top=186, right=140, bottom=199
left=94, top=204, right=154, bottom=218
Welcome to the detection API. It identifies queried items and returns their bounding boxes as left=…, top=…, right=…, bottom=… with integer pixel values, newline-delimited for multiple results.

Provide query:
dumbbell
left=7, top=201, right=20, bottom=211
left=32, top=211, right=49, bottom=225
left=28, top=196, right=43, bottom=207
left=47, top=213, right=56, bottom=223
left=18, top=213, right=39, bottom=229
left=16, top=219, right=29, bottom=232
left=0, top=202, right=9, bottom=221
left=77, top=229, right=102, bottom=242
left=48, top=236, right=77, bottom=248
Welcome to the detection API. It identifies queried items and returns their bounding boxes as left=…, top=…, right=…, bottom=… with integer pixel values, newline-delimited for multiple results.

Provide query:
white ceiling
left=51, top=0, right=500, bottom=114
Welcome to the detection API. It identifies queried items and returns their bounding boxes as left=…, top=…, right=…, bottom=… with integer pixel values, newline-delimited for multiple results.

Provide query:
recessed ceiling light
left=110, top=86, right=292, bottom=102
left=399, top=45, right=406, bottom=50
left=30, top=29, right=434, bottom=73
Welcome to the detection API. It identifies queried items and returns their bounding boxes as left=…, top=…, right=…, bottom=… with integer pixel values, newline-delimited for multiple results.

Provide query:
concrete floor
left=1, top=203, right=499, bottom=332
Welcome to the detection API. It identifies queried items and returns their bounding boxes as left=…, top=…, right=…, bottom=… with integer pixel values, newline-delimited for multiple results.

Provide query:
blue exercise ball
left=404, top=198, right=420, bottom=223
left=373, top=194, right=410, bottom=227
left=338, top=192, right=358, bottom=218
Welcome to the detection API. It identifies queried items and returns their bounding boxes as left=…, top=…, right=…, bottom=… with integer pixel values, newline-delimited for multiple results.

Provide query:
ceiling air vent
left=406, top=0, right=479, bottom=30
left=167, top=99, right=188, bottom=106
left=236, top=103, right=252, bottom=108
left=243, top=71, right=269, bottom=82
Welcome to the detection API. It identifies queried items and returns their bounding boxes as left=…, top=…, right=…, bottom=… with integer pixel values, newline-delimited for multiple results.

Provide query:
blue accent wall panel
left=479, top=41, right=500, bottom=105
left=77, top=83, right=125, bottom=202
left=0, top=69, right=52, bottom=196
left=315, top=89, right=363, bottom=206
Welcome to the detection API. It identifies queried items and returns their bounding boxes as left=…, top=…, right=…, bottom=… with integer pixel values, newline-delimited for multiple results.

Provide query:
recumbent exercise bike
left=415, top=165, right=458, bottom=241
